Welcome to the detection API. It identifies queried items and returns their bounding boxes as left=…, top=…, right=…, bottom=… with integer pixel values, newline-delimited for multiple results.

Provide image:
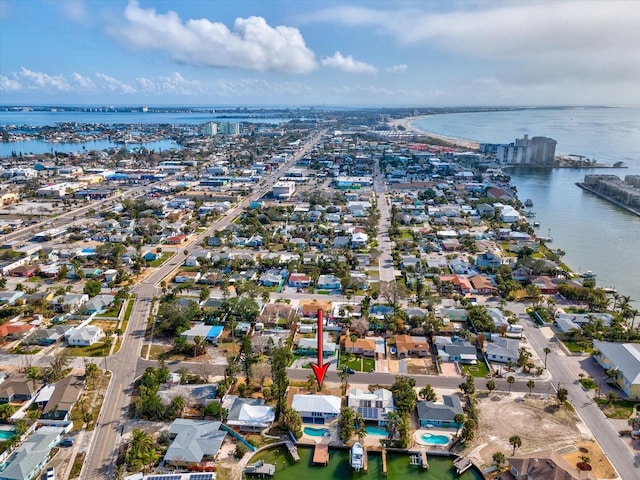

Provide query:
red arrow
left=310, top=309, right=330, bottom=388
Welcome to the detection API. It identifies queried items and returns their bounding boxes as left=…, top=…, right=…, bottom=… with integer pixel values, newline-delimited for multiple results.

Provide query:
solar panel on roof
left=189, top=474, right=214, bottom=480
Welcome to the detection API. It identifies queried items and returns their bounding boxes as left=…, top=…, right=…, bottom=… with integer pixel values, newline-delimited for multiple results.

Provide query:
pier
left=285, top=441, right=300, bottom=462
left=244, top=460, right=276, bottom=477
left=408, top=450, right=429, bottom=469
left=454, top=457, right=473, bottom=475
left=312, top=444, right=329, bottom=465
left=382, top=448, right=387, bottom=475
left=363, top=445, right=368, bottom=472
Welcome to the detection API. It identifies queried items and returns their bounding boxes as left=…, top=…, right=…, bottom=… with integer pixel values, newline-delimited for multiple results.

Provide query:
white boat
left=350, top=442, right=365, bottom=471
left=524, top=199, right=534, bottom=207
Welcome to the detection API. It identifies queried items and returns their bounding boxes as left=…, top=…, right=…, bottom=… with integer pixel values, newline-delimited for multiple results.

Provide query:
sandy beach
left=387, top=116, right=480, bottom=150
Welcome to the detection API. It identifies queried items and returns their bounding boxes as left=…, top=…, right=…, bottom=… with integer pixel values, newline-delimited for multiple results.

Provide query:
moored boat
left=350, top=442, right=365, bottom=471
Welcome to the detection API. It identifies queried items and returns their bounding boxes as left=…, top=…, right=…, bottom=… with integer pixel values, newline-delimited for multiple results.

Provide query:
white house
left=347, top=388, right=395, bottom=425
left=486, top=337, right=520, bottom=364
left=66, top=326, right=103, bottom=346
left=291, top=394, right=341, bottom=424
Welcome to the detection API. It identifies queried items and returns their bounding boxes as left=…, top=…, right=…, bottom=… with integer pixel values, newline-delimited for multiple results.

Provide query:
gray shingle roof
left=417, top=395, right=463, bottom=423
left=164, top=419, right=226, bottom=464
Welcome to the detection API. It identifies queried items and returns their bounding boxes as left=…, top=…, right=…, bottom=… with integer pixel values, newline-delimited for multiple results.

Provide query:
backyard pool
left=420, top=433, right=450, bottom=446
left=303, top=427, right=331, bottom=438
left=249, top=446, right=484, bottom=479
left=365, top=425, right=388, bottom=437
left=0, top=429, right=14, bottom=440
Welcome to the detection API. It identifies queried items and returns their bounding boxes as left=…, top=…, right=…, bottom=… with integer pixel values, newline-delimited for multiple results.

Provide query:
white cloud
left=386, top=64, right=408, bottom=73
left=17, top=67, right=71, bottom=91
left=0, top=76, right=21, bottom=91
left=94, top=73, right=136, bottom=94
left=107, top=1, right=317, bottom=74
left=310, top=2, right=640, bottom=85
left=321, top=52, right=377, bottom=74
left=71, top=72, right=96, bottom=90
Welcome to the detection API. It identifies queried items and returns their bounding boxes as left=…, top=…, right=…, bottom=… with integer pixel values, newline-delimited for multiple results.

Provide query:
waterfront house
left=291, top=394, right=341, bottom=424
left=417, top=395, right=463, bottom=428
left=163, top=419, right=227, bottom=467
left=593, top=341, right=640, bottom=397
left=347, top=388, right=395, bottom=425
left=226, top=397, right=275, bottom=432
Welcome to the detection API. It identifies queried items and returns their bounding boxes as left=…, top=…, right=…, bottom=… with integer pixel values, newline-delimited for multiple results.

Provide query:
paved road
left=80, top=130, right=326, bottom=479
left=506, top=301, right=637, bottom=480
left=373, top=159, right=395, bottom=283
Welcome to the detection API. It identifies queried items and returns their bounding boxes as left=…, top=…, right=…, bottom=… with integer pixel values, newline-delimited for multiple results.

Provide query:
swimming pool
left=365, top=425, right=388, bottom=436
left=0, top=429, right=14, bottom=440
left=421, top=433, right=450, bottom=445
left=304, top=427, right=331, bottom=437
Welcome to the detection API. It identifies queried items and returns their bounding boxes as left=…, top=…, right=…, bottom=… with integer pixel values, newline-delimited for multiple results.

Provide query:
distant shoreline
left=387, top=116, right=480, bottom=150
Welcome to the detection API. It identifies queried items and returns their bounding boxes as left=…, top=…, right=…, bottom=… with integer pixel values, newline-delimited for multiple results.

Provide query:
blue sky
left=1, top=0, right=639, bottom=106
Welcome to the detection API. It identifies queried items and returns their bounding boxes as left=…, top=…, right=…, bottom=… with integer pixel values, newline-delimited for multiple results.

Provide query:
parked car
left=343, top=367, right=356, bottom=375
left=60, top=438, right=75, bottom=447
left=46, top=467, right=55, bottom=480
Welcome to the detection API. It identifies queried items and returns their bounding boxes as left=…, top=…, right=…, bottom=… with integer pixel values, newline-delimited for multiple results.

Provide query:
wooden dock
left=382, top=448, right=387, bottom=475
left=363, top=445, right=368, bottom=472
left=313, top=444, right=329, bottom=465
left=454, top=457, right=472, bottom=475
left=285, top=441, right=300, bottom=462
left=421, top=450, right=429, bottom=469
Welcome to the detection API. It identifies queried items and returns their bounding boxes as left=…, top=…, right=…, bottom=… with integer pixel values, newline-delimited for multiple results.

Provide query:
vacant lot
left=468, top=393, right=614, bottom=477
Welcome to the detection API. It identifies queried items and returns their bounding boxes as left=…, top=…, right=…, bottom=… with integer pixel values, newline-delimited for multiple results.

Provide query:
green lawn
left=338, top=353, right=375, bottom=372
left=461, top=362, right=490, bottom=378
left=579, top=378, right=598, bottom=390
left=562, top=340, right=594, bottom=354
left=149, top=252, right=173, bottom=267
left=66, top=341, right=110, bottom=357
left=595, top=398, right=637, bottom=419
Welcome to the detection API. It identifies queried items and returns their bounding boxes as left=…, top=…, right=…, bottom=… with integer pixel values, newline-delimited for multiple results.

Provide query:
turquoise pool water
left=365, top=425, right=388, bottom=436
left=304, top=427, right=331, bottom=437
left=0, top=429, right=14, bottom=440
left=421, top=433, right=450, bottom=446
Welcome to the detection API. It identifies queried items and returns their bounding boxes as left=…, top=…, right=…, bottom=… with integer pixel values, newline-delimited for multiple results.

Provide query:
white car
left=46, top=467, right=55, bottom=480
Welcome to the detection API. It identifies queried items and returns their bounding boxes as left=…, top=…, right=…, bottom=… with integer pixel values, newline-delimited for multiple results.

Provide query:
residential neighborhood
left=0, top=109, right=636, bottom=480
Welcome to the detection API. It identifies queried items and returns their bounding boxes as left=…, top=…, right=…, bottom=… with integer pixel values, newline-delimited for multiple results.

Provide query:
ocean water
left=412, top=107, right=640, bottom=298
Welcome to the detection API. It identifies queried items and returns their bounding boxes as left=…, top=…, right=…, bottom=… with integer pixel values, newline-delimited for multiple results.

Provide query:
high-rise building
left=218, top=121, right=240, bottom=135
left=203, top=122, right=217, bottom=136
left=495, top=134, right=557, bottom=165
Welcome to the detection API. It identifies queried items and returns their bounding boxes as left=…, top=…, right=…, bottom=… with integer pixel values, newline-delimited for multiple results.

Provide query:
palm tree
left=338, top=370, right=349, bottom=395
left=509, top=435, right=522, bottom=455
left=486, top=379, right=496, bottom=394
left=543, top=347, right=552, bottom=369
left=507, top=375, right=515, bottom=393
left=526, top=380, right=536, bottom=395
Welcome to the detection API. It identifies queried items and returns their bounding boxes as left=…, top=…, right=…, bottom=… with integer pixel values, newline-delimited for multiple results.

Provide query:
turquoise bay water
left=250, top=446, right=483, bottom=480
left=412, top=107, right=640, bottom=298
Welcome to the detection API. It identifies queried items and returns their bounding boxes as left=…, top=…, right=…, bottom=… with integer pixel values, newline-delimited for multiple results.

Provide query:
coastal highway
left=80, top=131, right=325, bottom=479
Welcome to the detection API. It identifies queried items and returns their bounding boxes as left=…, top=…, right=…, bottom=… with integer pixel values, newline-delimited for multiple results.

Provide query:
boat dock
left=409, top=450, right=429, bottom=469
left=454, top=457, right=473, bottom=475
left=244, top=460, right=276, bottom=477
left=313, top=444, right=329, bottom=465
left=363, top=445, right=368, bottom=472
left=382, top=448, right=387, bottom=475
left=285, top=441, right=300, bottom=462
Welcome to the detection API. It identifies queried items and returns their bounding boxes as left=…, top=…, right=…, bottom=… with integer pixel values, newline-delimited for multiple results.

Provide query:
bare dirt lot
left=467, top=393, right=615, bottom=478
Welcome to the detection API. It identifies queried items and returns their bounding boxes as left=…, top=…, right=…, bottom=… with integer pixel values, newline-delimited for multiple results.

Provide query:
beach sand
left=387, top=116, right=480, bottom=150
